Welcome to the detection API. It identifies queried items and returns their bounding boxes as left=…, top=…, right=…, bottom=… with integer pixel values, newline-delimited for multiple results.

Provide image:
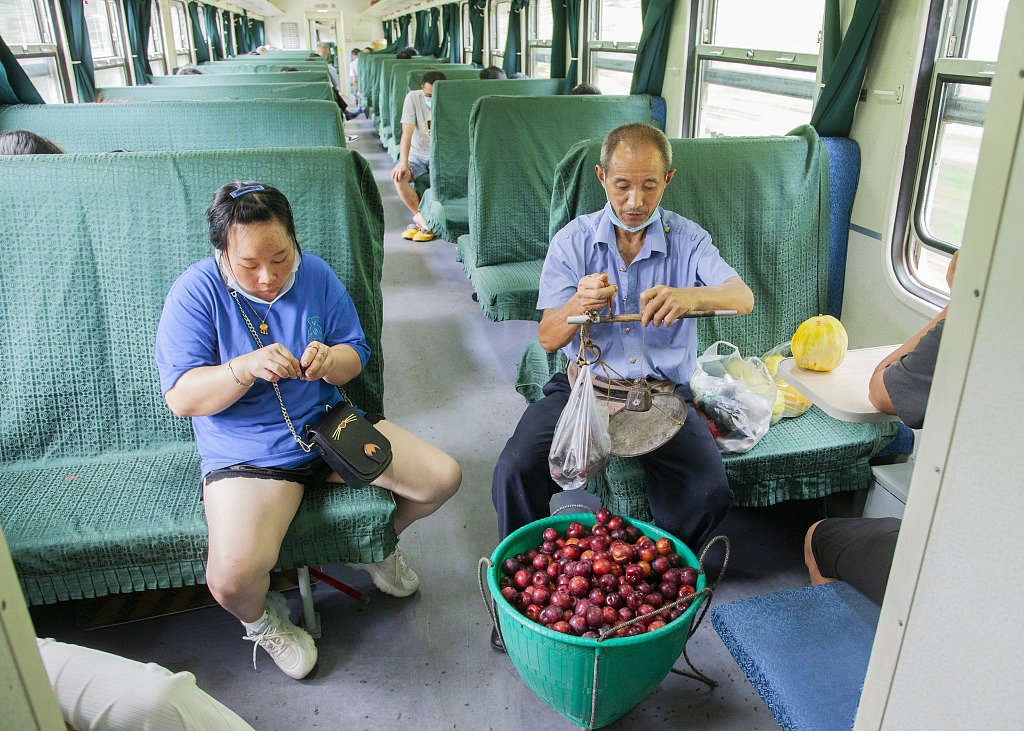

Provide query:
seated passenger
left=155, top=182, right=461, bottom=679
left=256, top=45, right=270, bottom=54
left=396, top=48, right=417, bottom=60
left=316, top=42, right=357, bottom=120
left=479, top=66, right=506, bottom=80
left=569, top=82, right=602, bottom=95
left=0, top=130, right=63, bottom=155
left=392, top=71, right=446, bottom=242
left=176, top=66, right=203, bottom=76
left=511, top=71, right=529, bottom=79
left=492, top=123, right=754, bottom=558
left=805, top=252, right=958, bottom=605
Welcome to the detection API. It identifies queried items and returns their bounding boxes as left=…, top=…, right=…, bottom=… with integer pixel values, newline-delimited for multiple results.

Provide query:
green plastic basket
left=484, top=514, right=708, bottom=729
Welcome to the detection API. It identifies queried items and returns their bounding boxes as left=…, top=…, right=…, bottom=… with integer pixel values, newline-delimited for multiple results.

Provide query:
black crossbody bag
left=231, top=290, right=393, bottom=486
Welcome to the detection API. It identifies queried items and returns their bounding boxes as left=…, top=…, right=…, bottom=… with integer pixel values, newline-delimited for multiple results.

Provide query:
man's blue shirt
left=537, top=206, right=738, bottom=385
left=155, top=254, right=370, bottom=477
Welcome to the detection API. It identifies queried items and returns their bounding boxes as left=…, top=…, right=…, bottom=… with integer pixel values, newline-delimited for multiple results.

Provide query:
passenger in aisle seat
left=0, top=130, right=64, bottom=155
left=393, top=70, right=447, bottom=242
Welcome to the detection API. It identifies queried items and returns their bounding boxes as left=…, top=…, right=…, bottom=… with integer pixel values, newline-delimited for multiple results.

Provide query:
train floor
left=29, top=115, right=830, bottom=730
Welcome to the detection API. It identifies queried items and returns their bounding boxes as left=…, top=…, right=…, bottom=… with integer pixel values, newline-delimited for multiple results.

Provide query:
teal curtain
left=502, top=0, right=528, bottom=77
left=630, top=0, right=675, bottom=95
left=253, top=19, right=265, bottom=47
left=57, top=0, right=96, bottom=101
left=204, top=6, right=223, bottom=60
left=222, top=12, right=235, bottom=57
left=383, top=19, right=393, bottom=45
left=424, top=7, right=441, bottom=57
left=122, top=0, right=153, bottom=83
left=413, top=10, right=427, bottom=54
left=0, top=34, right=45, bottom=103
left=397, top=14, right=411, bottom=49
left=186, top=2, right=210, bottom=64
left=563, top=0, right=581, bottom=92
left=438, top=3, right=461, bottom=63
left=469, top=0, right=485, bottom=66
left=811, top=0, right=885, bottom=137
left=550, top=0, right=566, bottom=79
left=234, top=13, right=251, bottom=54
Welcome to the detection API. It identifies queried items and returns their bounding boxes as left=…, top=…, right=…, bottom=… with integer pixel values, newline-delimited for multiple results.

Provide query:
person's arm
left=639, top=276, right=754, bottom=327
left=391, top=123, right=415, bottom=183
left=868, top=307, right=947, bottom=414
left=538, top=273, right=618, bottom=352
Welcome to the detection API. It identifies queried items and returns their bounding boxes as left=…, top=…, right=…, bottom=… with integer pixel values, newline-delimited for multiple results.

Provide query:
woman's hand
left=298, top=341, right=334, bottom=381
left=238, top=344, right=301, bottom=383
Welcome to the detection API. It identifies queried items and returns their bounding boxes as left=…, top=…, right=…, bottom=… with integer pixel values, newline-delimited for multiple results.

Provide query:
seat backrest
left=388, top=66, right=479, bottom=144
left=95, top=82, right=334, bottom=102
left=819, top=136, right=860, bottom=318
left=0, top=100, right=345, bottom=151
left=548, top=127, right=831, bottom=357
left=197, top=62, right=327, bottom=74
left=467, top=94, right=657, bottom=268
left=429, top=78, right=563, bottom=206
left=0, top=148, right=385, bottom=463
left=376, top=58, right=445, bottom=131
left=358, top=53, right=394, bottom=114
left=150, top=71, right=328, bottom=85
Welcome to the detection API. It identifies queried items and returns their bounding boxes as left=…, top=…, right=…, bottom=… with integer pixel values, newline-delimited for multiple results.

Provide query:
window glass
left=148, top=0, right=166, bottom=74
left=696, top=60, right=814, bottom=137
left=95, top=65, right=128, bottom=87
left=963, top=0, right=1009, bottom=60
left=493, top=1, right=509, bottom=48
left=170, top=2, right=190, bottom=54
left=84, top=0, right=121, bottom=59
left=0, top=0, right=46, bottom=45
left=712, top=0, right=824, bottom=54
left=18, top=56, right=62, bottom=103
left=530, top=47, right=551, bottom=78
left=590, top=51, right=634, bottom=94
left=595, top=0, right=641, bottom=42
left=532, top=0, right=552, bottom=40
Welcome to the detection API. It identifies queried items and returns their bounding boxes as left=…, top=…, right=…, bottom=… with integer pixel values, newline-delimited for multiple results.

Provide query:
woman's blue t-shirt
left=155, top=254, right=371, bottom=477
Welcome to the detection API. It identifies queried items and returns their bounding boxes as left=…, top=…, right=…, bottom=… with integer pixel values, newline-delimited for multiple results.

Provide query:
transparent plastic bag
left=761, top=341, right=813, bottom=425
left=690, top=341, right=777, bottom=454
left=549, top=364, right=612, bottom=490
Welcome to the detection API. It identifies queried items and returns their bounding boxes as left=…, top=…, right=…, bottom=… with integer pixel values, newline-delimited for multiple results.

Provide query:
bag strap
left=230, top=290, right=314, bottom=453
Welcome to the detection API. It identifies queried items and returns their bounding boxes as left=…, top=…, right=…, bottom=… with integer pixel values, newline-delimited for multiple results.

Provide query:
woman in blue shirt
left=156, top=182, right=461, bottom=679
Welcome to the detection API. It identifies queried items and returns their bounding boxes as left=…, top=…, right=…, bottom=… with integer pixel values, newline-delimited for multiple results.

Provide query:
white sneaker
left=244, top=592, right=318, bottom=679
left=359, top=546, right=419, bottom=597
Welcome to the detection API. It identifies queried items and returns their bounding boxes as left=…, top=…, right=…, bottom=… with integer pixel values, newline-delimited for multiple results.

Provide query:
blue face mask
left=603, top=201, right=660, bottom=233
left=424, top=96, right=432, bottom=108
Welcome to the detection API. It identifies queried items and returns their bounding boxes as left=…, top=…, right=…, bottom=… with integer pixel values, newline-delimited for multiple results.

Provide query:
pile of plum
left=498, top=509, right=698, bottom=638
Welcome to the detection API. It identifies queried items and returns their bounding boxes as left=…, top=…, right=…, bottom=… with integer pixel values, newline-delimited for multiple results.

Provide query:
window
left=0, top=0, right=67, bottom=102
left=461, top=2, right=473, bottom=64
left=587, top=0, right=642, bottom=94
left=902, top=0, right=1007, bottom=297
left=692, top=0, right=823, bottom=137
left=148, top=0, right=167, bottom=76
left=490, top=0, right=509, bottom=67
left=169, top=1, right=192, bottom=68
left=527, top=0, right=552, bottom=77
left=85, top=0, right=129, bottom=86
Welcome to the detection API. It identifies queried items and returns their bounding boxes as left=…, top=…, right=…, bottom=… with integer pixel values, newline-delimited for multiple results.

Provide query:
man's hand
left=576, top=273, right=618, bottom=313
left=391, top=162, right=412, bottom=184
left=640, top=285, right=695, bottom=326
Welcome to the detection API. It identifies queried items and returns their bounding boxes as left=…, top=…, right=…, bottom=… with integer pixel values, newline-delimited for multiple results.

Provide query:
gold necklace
left=243, top=296, right=275, bottom=335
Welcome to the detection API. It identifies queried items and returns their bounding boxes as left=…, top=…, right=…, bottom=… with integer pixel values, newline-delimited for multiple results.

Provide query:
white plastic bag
left=549, top=364, right=612, bottom=490
left=690, top=341, right=777, bottom=454
left=761, top=341, right=813, bottom=425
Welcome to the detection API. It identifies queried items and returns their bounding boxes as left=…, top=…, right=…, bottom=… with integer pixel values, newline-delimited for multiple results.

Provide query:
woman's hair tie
left=229, top=185, right=266, bottom=199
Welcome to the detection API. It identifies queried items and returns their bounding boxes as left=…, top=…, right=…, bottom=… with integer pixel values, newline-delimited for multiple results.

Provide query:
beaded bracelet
left=227, top=360, right=253, bottom=388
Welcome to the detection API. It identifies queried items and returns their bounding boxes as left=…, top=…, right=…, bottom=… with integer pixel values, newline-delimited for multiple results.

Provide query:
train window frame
left=690, top=0, right=823, bottom=138
left=169, top=0, right=192, bottom=69
left=490, top=0, right=510, bottom=68
left=461, top=1, right=473, bottom=64
left=585, top=0, right=641, bottom=93
left=84, top=0, right=131, bottom=87
left=897, top=0, right=1004, bottom=301
left=0, top=0, right=69, bottom=102
left=147, top=0, right=167, bottom=76
left=526, top=0, right=552, bottom=78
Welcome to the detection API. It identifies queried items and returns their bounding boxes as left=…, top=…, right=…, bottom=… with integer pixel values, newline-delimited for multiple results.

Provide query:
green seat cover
left=0, top=100, right=345, bottom=151
left=96, top=82, right=334, bottom=102
left=419, top=78, right=563, bottom=241
left=357, top=53, right=394, bottom=117
left=198, top=61, right=328, bottom=73
left=384, top=66, right=478, bottom=159
left=150, top=71, right=328, bottom=85
left=514, top=128, right=896, bottom=508
left=461, top=94, right=658, bottom=320
left=0, top=148, right=394, bottom=605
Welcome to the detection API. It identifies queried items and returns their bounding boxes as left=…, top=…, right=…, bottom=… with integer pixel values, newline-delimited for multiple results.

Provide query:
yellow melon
left=792, top=315, right=848, bottom=372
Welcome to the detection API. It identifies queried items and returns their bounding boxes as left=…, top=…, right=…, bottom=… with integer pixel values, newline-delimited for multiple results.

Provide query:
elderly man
left=492, top=122, right=754, bottom=550
left=316, top=42, right=357, bottom=120
left=392, top=70, right=446, bottom=242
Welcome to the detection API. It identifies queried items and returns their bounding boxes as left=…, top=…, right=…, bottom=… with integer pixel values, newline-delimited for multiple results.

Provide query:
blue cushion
left=821, top=137, right=861, bottom=319
left=711, top=582, right=879, bottom=731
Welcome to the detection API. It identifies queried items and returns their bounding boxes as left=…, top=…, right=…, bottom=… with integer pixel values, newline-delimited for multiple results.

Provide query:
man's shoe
left=490, top=626, right=506, bottom=653
left=401, top=225, right=419, bottom=240
left=358, top=546, right=419, bottom=597
left=411, top=229, right=436, bottom=242
left=244, top=592, right=318, bottom=679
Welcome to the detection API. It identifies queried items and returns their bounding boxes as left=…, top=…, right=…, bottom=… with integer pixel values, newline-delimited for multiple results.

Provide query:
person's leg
left=805, top=520, right=835, bottom=586
left=406, top=156, right=432, bottom=234
left=393, top=177, right=421, bottom=221
left=636, top=401, right=733, bottom=550
left=808, top=517, right=902, bottom=604
left=202, top=477, right=304, bottom=623
left=491, top=374, right=570, bottom=540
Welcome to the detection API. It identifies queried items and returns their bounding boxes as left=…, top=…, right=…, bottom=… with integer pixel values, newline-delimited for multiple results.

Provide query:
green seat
left=96, top=82, right=334, bottom=102
left=418, top=78, right=563, bottom=242
left=150, top=71, right=328, bottom=85
left=197, top=61, right=328, bottom=73
left=514, top=129, right=897, bottom=510
left=457, top=94, right=659, bottom=320
left=0, top=148, right=394, bottom=606
left=357, top=53, right=394, bottom=117
left=384, top=66, right=479, bottom=160
left=0, top=99, right=345, bottom=151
